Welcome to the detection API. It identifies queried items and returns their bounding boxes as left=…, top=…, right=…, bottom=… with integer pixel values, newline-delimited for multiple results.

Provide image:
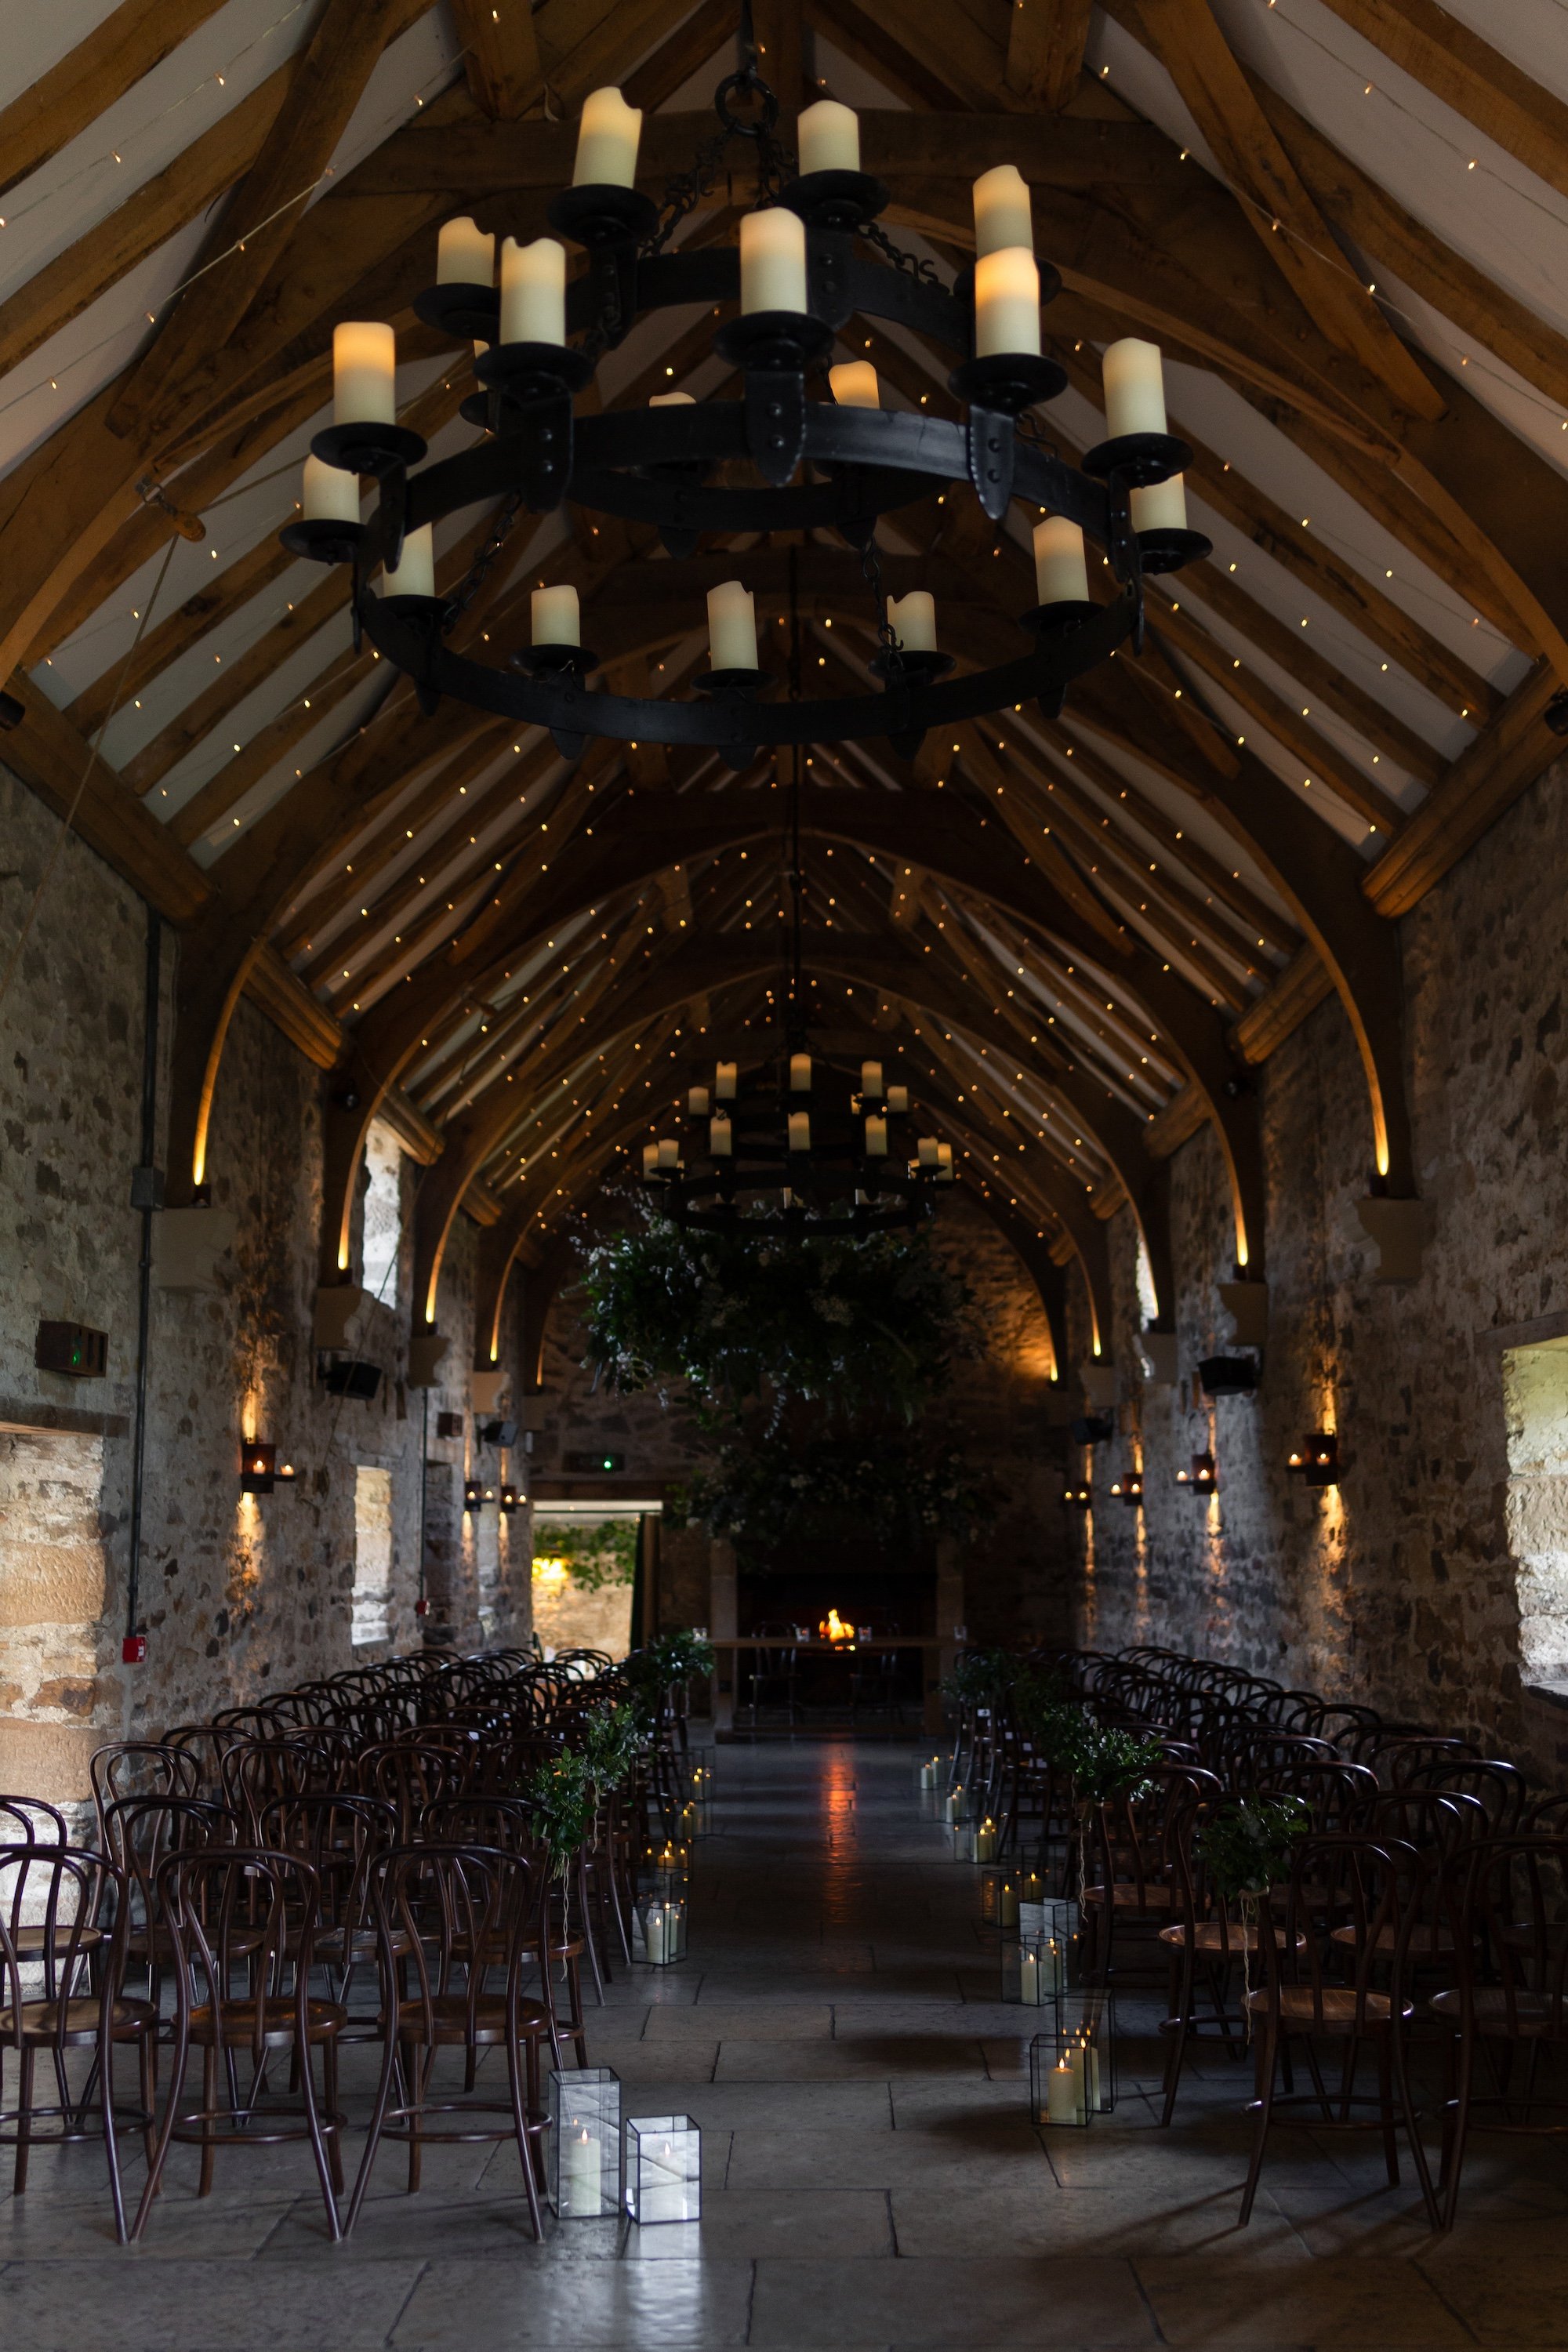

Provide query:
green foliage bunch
left=530, top=1517, right=637, bottom=1591
left=1196, top=1794, right=1312, bottom=1900
left=942, top=1650, right=1014, bottom=1707
left=524, top=1751, right=597, bottom=1878
left=681, top=1427, right=991, bottom=1547
left=1069, top=1723, right=1167, bottom=1807
left=577, top=1700, right=644, bottom=1791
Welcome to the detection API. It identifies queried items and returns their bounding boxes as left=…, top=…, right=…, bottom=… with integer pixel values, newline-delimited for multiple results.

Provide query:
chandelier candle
left=383, top=524, right=434, bottom=598
left=788, top=1112, right=811, bottom=1151
left=865, top=1116, right=888, bottom=1156
left=707, top=582, right=757, bottom=670
left=688, top=1087, right=710, bottom=1116
left=710, top=1115, right=732, bottom=1156
left=1102, top=336, right=1167, bottom=437
left=887, top=591, right=936, bottom=652
left=643, top=1144, right=659, bottom=1175
left=887, top=1084, right=909, bottom=1113
left=437, top=215, right=494, bottom=285
left=303, top=455, right=359, bottom=524
left=532, top=583, right=580, bottom=645
left=972, top=163, right=1033, bottom=256
left=797, top=97, right=860, bottom=174
left=333, top=321, right=395, bottom=424
left=739, top=207, right=808, bottom=314
left=861, top=1061, right=884, bottom=1096
left=829, top=361, right=879, bottom=408
left=937, top=1142, right=954, bottom=1181
left=1131, top=474, right=1189, bottom=532
left=656, top=1138, right=679, bottom=1168
left=1033, top=516, right=1089, bottom=604
left=500, top=235, right=566, bottom=345
left=975, top=249, right=1040, bottom=357
left=573, top=86, right=642, bottom=186
left=716, top=1062, right=738, bottom=1101
left=789, top=1054, right=812, bottom=1091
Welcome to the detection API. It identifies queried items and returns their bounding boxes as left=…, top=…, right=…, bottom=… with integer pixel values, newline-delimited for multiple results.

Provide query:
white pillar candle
left=887, top=1084, right=909, bottom=1113
left=918, top=1136, right=939, bottom=1165
left=710, top=1114, right=732, bottom=1156
left=333, top=321, right=395, bottom=426
left=563, top=2127, right=601, bottom=2211
left=499, top=235, right=566, bottom=346
left=644, top=1904, right=664, bottom=1963
left=1131, top=474, right=1189, bottom=533
left=716, top=1062, right=738, bottom=1100
left=974, top=248, right=1040, bottom=358
left=1046, top=2060, right=1078, bottom=2125
left=302, top=454, right=359, bottom=524
left=886, top=591, right=936, bottom=652
left=382, top=524, right=434, bottom=598
left=740, top=207, right=808, bottom=314
left=532, top=583, right=580, bottom=646
left=973, top=164, right=1033, bottom=258
left=688, top=1086, right=710, bottom=1117
left=865, top=1116, right=888, bottom=1156
left=975, top=1817, right=998, bottom=1861
left=936, top=1141, right=954, bottom=1181
left=789, top=1053, right=811, bottom=1091
left=788, top=1111, right=811, bottom=1151
left=1000, top=1881, right=1018, bottom=1928
left=1019, top=1946, right=1039, bottom=2005
left=1069, top=2043, right=1090, bottom=2123
left=861, top=1060, right=884, bottom=1097
left=656, top=1137, right=679, bottom=1168
left=649, top=390, right=695, bottom=406
left=829, top=361, right=879, bottom=408
left=643, top=1143, right=659, bottom=1175
left=798, top=98, right=860, bottom=174
left=1102, top=336, right=1167, bottom=437
left=437, top=215, right=494, bottom=285
left=1033, top=516, right=1089, bottom=604
left=707, top=581, right=757, bottom=671
left=573, top=86, right=642, bottom=187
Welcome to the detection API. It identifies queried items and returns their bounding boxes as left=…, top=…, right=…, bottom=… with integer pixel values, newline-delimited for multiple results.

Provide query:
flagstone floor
left=3, top=1738, right=1565, bottom=2348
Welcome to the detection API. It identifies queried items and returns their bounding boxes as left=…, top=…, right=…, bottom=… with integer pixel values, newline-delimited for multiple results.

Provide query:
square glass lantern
left=979, top=1866, right=1021, bottom=1929
left=1029, top=1994, right=1116, bottom=2126
left=943, top=1782, right=976, bottom=1828
left=635, top=1896, right=688, bottom=1965
left=1018, top=1895, right=1084, bottom=1987
left=549, top=2067, right=620, bottom=2216
left=625, top=2113, right=701, bottom=2224
left=914, top=1750, right=947, bottom=1791
left=642, top=1838, right=690, bottom=1897
left=953, top=1812, right=1001, bottom=1863
left=1001, top=1927, right=1069, bottom=2006
left=684, top=1761, right=713, bottom=1836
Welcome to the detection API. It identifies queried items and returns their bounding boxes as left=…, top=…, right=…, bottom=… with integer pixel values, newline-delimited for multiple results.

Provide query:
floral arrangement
left=1196, top=1794, right=1311, bottom=1900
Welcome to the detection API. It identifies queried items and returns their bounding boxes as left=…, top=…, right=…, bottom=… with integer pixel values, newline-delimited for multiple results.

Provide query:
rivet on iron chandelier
left=281, top=41, right=1210, bottom=766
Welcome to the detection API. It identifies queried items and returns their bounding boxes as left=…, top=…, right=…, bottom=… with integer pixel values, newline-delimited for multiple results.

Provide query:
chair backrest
left=367, top=1840, right=539, bottom=2033
left=103, top=1795, right=240, bottom=1942
left=1371, top=1732, right=1474, bottom=1785
left=1436, top=1835, right=1568, bottom=2038
left=0, top=1795, right=67, bottom=1846
left=0, top=1843, right=116, bottom=2046
left=220, top=1737, right=342, bottom=1831
left=1407, top=1758, right=1528, bottom=1834
left=256, top=1793, right=397, bottom=1937
left=1254, top=1834, right=1425, bottom=2031
left=1371, top=1787, right=1490, bottom=1857
left=1248, top=1758, right=1377, bottom=1833
left=155, top=1846, right=321, bottom=2057
left=358, top=1740, right=461, bottom=1835
left=90, top=1741, right=199, bottom=1846
left=1092, top=1763, right=1221, bottom=1907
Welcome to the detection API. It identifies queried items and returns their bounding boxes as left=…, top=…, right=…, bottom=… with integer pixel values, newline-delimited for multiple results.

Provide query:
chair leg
left=323, top=2036, right=345, bottom=2197
left=140, top=2030, right=159, bottom=2176
left=199, top=2045, right=218, bottom=2198
left=299, top=2034, right=343, bottom=2243
left=1391, top=2017, right=1439, bottom=2230
left=1160, top=1940, right=1194, bottom=2128
left=1439, top=2024, right=1477, bottom=2233
left=506, top=2036, right=544, bottom=2241
left=344, top=2031, right=400, bottom=2234
left=14, top=2044, right=35, bottom=2194
left=101, top=2029, right=126, bottom=2246
left=1238, top=2022, right=1278, bottom=2225
left=1377, top=2036, right=1399, bottom=2187
left=131, top=2016, right=191, bottom=2241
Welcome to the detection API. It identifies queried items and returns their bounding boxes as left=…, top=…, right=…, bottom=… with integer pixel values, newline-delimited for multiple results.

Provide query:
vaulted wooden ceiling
left=4, top=0, right=1566, bottom=1357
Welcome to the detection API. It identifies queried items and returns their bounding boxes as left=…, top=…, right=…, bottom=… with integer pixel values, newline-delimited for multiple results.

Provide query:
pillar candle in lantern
left=1102, top=336, right=1167, bottom=437
left=829, top=361, right=879, bottom=408
left=499, top=235, right=566, bottom=345
left=333, top=321, right=395, bottom=425
left=302, top=455, right=359, bottom=523
left=887, top=1084, right=909, bottom=1113
left=739, top=206, right=807, bottom=314
left=861, top=1060, right=884, bottom=1097
left=974, top=249, right=1040, bottom=358
left=710, top=1115, right=732, bottom=1156
left=715, top=1062, right=738, bottom=1100
left=531, top=583, right=579, bottom=645
left=1131, top=474, right=1189, bottom=532
left=562, top=2125, right=601, bottom=2211
left=865, top=1116, right=888, bottom=1156
left=656, top=1137, right=679, bottom=1168
left=437, top=215, right=494, bottom=285
left=688, top=1086, right=710, bottom=1117
left=382, top=524, right=434, bottom=598
left=798, top=98, right=860, bottom=174
left=573, top=86, right=642, bottom=187
left=788, top=1112, right=811, bottom=1151
left=1033, top=515, right=1089, bottom=604
left=886, top=590, right=936, bottom=652
left=789, top=1053, right=811, bottom=1091
left=707, top=581, right=757, bottom=671
left=973, top=163, right=1032, bottom=257
left=1047, top=2058, right=1080, bottom=2125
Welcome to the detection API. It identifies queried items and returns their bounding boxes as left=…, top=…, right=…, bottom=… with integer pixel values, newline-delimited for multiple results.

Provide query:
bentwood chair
left=347, top=1842, right=550, bottom=2238
left=0, top=1844, right=158, bottom=2241
left=131, top=1847, right=347, bottom=2241
left=428, top=1798, right=592, bottom=2067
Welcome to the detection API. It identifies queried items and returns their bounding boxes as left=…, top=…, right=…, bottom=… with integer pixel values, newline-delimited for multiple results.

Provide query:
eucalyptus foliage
left=1196, top=1794, right=1311, bottom=1900
left=530, top=1516, right=638, bottom=1591
left=677, top=1428, right=992, bottom=1546
left=523, top=1751, right=597, bottom=1877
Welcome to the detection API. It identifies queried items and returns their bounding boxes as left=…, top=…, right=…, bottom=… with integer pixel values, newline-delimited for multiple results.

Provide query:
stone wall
left=0, top=770, right=529, bottom=1799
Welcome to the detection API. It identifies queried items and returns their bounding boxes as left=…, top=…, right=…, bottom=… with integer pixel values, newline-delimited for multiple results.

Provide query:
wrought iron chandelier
left=281, top=22, right=1210, bottom=768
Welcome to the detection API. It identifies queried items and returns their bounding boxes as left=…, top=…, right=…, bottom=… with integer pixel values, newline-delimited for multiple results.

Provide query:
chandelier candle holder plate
left=285, top=41, right=1207, bottom=767
left=549, top=2067, right=621, bottom=2217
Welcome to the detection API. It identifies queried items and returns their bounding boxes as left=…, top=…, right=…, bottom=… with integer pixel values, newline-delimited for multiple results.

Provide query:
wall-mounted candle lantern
left=463, top=1479, right=484, bottom=1511
left=1062, top=1483, right=1093, bottom=1510
left=1176, top=1452, right=1216, bottom=1494
left=499, top=1484, right=520, bottom=1513
left=240, top=1443, right=276, bottom=1494
left=1197, top=1354, right=1258, bottom=1396
left=1302, top=1432, right=1340, bottom=1488
left=624, top=2113, right=701, bottom=2224
left=549, top=2066, right=620, bottom=2218
left=1109, top=1470, right=1143, bottom=1505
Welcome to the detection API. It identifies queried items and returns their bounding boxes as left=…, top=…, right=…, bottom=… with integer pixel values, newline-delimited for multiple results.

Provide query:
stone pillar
left=423, top=1459, right=481, bottom=1650
left=710, top=1537, right=737, bottom=1733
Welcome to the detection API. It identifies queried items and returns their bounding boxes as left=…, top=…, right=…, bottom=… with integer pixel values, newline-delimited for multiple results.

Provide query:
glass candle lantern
left=953, top=1813, right=1000, bottom=1863
left=686, top=1763, right=713, bottom=1835
left=915, top=1751, right=946, bottom=1790
left=1019, top=1896, right=1084, bottom=1988
left=979, top=1867, right=1020, bottom=1929
left=642, top=1838, right=690, bottom=1898
left=1030, top=1994, right=1116, bottom=2125
left=549, top=2067, right=620, bottom=2216
left=636, top=1896, right=688, bottom=1965
left=625, top=2113, right=702, bottom=2224
left=943, top=1783, right=973, bottom=1828
left=1002, top=1929, right=1065, bottom=2007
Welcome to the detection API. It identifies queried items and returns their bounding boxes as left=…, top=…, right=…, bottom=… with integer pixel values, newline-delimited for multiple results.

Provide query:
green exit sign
left=566, top=1449, right=625, bottom=1473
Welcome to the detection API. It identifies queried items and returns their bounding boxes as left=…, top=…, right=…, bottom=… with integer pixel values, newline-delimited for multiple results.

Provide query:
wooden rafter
left=0, top=0, right=230, bottom=198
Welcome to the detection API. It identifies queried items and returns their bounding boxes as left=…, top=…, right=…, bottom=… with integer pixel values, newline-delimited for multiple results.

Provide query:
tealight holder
left=634, top=1896, right=688, bottom=1966
left=625, top=2113, right=702, bottom=2225
left=979, top=1866, right=1020, bottom=1929
left=1030, top=1993, right=1116, bottom=2126
left=549, top=2066, right=620, bottom=2216
left=953, top=1812, right=1000, bottom=1864
left=1002, top=1928, right=1066, bottom=2007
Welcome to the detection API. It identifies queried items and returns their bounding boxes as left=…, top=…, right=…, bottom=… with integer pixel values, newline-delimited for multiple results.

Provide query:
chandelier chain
left=855, top=217, right=941, bottom=289
left=443, top=488, right=525, bottom=626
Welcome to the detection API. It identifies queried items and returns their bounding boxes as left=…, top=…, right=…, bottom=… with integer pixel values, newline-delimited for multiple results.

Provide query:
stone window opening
left=1503, top=1338, right=1568, bottom=1694
left=0, top=1425, right=109, bottom=1827
left=361, top=1121, right=403, bottom=1308
left=352, top=1465, right=394, bottom=1648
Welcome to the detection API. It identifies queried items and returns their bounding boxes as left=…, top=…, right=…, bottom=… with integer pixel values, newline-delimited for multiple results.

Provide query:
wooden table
left=706, top=1637, right=953, bottom=1735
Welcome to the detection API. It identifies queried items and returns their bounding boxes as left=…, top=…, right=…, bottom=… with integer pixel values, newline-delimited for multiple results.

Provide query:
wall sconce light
left=1177, top=1451, right=1216, bottom=1494
left=274, top=1460, right=298, bottom=1485
left=499, top=1484, right=520, bottom=1514
left=1303, top=1432, right=1340, bottom=1489
left=1109, top=1470, right=1143, bottom=1506
left=241, top=1443, right=276, bottom=1494
left=463, top=1479, right=484, bottom=1512
left=1062, top=1483, right=1093, bottom=1511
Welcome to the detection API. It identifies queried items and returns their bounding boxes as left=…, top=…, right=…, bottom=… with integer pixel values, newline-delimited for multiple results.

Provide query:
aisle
left=2, top=1742, right=1562, bottom=2347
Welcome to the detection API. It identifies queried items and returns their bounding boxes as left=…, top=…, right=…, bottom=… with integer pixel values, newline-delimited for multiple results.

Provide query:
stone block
left=408, top=1328, right=448, bottom=1386
left=1218, top=1279, right=1269, bottom=1345
left=470, top=1369, right=508, bottom=1413
left=1355, top=1196, right=1432, bottom=1283
left=313, top=1283, right=365, bottom=1349
left=154, top=1207, right=238, bottom=1293
left=0, top=1717, right=103, bottom=1801
left=0, top=1540, right=105, bottom=1627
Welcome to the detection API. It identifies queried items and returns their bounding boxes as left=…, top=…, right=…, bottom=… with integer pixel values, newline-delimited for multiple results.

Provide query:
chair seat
left=1083, top=1882, right=1180, bottom=1911
left=1243, top=1985, right=1406, bottom=2028
left=12, top=1923, right=103, bottom=1958
left=1430, top=1985, right=1563, bottom=2033
left=1330, top=1922, right=1455, bottom=1955
left=187, top=1998, right=346, bottom=2048
left=393, top=1992, right=550, bottom=2047
left=1, top=1996, right=156, bottom=2043
left=307, top=1923, right=415, bottom=1963
left=1160, top=1921, right=1301, bottom=1955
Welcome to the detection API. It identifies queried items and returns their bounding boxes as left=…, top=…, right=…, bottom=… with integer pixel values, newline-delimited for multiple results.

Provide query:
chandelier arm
left=356, top=591, right=1138, bottom=746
